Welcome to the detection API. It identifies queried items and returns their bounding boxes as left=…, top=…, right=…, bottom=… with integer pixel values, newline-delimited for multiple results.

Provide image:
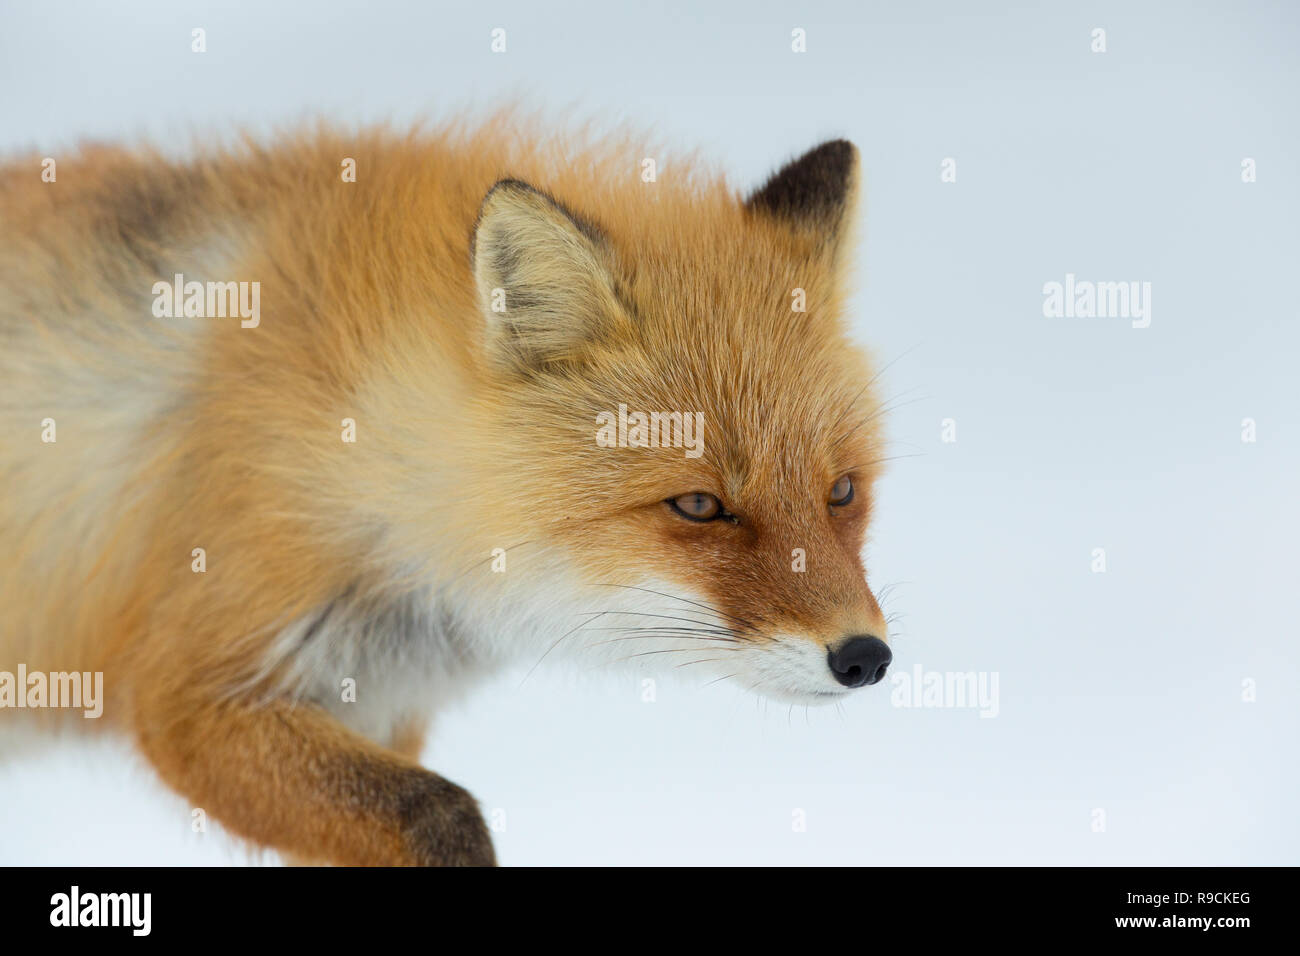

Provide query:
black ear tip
left=747, top=138, right=859, bottom=225
left=811, top=138, right=858, bottom=165
left=804, top=138, right=858, bottom=186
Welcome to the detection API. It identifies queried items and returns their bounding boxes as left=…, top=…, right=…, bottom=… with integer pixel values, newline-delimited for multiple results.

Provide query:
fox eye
left=668, top=492, right=723, bottom=522
left=829, top=474, right=854, bottom=507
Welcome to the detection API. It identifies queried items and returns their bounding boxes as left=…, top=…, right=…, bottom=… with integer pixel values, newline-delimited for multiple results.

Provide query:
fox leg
left=278, top=715, right=437, bottom=866
left=135, top=696, right=494, bottom=866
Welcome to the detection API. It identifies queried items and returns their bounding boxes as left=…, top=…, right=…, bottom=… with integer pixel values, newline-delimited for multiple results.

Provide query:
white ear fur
left=471, top=179, right=625, bottom=370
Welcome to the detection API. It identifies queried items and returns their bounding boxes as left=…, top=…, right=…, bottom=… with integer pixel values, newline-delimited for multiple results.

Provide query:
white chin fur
left=733, top=635, right=856, bottom=703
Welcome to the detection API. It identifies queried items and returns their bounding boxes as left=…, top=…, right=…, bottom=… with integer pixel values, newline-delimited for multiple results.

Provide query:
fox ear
left=471, top=179, right=625, bottom=371
left=745, top=139, right=859, bottom=250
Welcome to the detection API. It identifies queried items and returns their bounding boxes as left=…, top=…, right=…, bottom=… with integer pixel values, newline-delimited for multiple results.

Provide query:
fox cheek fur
left=0, top=127, right=890, bottom=865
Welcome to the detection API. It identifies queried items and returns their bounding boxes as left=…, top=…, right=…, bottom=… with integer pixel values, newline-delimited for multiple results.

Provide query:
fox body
left=0, top=121, right=891, bottom=865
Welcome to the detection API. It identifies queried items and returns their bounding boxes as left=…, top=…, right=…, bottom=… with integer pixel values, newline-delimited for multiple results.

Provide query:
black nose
left=827, top=636, right=892, bottom=688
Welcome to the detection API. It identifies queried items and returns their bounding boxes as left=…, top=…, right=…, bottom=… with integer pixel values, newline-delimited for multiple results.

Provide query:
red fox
left=0, top=121, right=893, bottom=865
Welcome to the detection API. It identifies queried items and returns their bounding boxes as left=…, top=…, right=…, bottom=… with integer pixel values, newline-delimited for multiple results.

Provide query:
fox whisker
left=593, top=583, right=758, bottom=633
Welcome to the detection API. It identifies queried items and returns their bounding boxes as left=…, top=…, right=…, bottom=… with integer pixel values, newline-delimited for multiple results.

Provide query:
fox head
left=454, top=140, right=892, bottom=703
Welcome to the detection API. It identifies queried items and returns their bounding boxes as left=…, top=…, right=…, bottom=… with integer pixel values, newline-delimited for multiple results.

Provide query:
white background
left=1, top=0, right=1297, bottom=865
